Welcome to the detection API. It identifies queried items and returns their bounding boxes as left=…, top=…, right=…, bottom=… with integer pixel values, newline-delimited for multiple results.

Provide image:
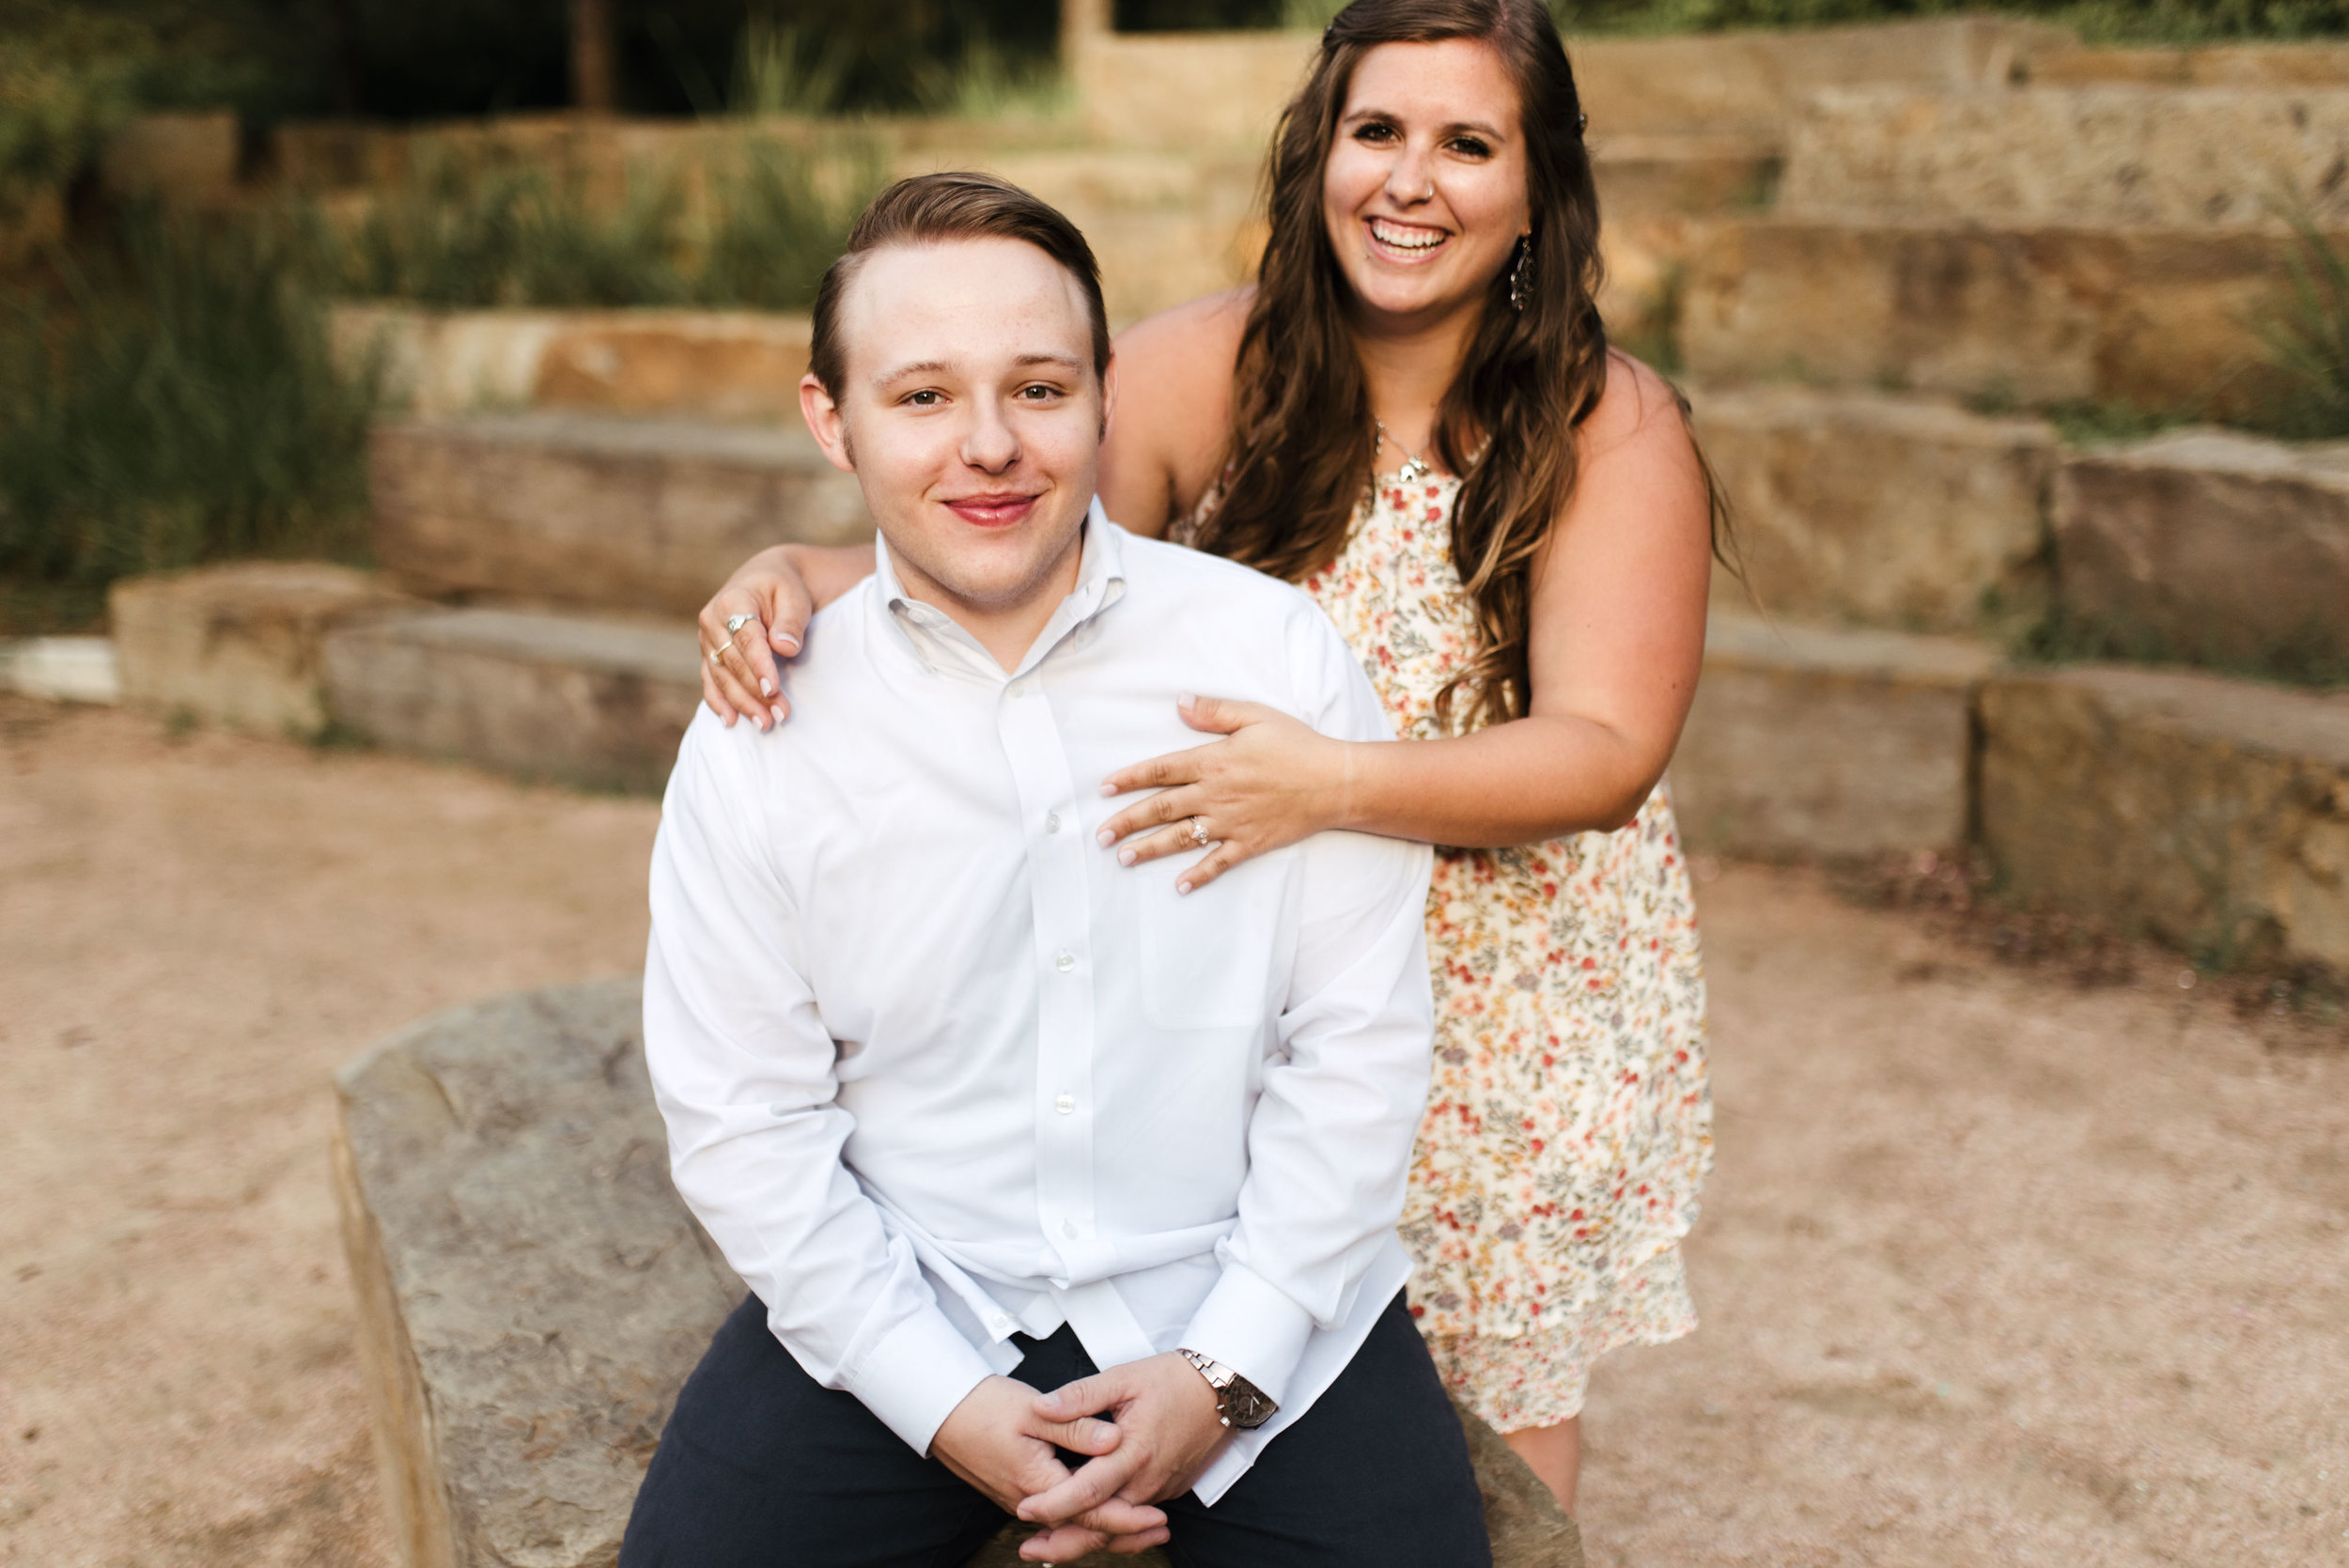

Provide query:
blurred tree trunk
left=1063, top=0, right=1112, bottom=63
left=571, top=0, right=618, bottom=113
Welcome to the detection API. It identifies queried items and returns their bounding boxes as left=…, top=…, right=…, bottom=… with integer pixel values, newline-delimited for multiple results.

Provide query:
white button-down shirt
left=644, top=506, right=1435, bottom=1503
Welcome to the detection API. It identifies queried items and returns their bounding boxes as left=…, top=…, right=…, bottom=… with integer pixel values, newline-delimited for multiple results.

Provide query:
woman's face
left=1321, top=38, right=1533, bottom=332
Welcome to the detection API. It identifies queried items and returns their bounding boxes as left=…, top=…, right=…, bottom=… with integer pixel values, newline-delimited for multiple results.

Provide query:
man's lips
left=942, top=493, right=1041, bottom=527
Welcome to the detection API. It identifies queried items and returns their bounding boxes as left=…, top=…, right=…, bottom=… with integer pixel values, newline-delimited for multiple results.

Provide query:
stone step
left=0, top=636, right=119, bottom=706
left=336, top=979, right=1586, bottom=1568
left=2053, top=428, right=2349, bottom=671
left=1677, top=216, right=2325, bottom=418
left=369, top=411, right=869, bottom=619
left=1781, top=85, right=2349, bottom=228
left=1980, top=664, right=2349, bottom=972
left=2021, top=39, right=2349, bottom=89
left=1671, top=611, right=1999, bottom=860
left=109, top=561, right=406, bottom=737
left=1689, top=384, right=2057, bottom=634
left=321, top=605, right=702, bottom=794
left=334, top=304, right=817, bottom=423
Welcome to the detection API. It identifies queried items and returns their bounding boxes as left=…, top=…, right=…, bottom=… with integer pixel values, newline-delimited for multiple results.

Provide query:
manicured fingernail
left=1096, top=828, right=1113, bottom=846
left=1117, top=848, right=1136, bottom=866
left=775, top=634, right=801, bottom=654
left=1098, top=783, right=1116, bottom=797
left=770, top=706, right=786, bottom=724
left=759, top=677, right=774, bottom=696
left=1176, top=880, right=1192, bottom=895
left=1178, top=692, right=1196, bottom=706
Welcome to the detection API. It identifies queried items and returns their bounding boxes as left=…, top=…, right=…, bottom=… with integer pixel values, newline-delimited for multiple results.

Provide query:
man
left=625, top=172, right=1490, bottom=1568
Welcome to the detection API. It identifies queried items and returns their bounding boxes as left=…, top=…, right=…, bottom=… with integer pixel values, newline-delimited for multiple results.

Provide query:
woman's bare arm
left=1098, top=352, right=1714, bottom=884
left=702, top=291, right=1252, bottom=727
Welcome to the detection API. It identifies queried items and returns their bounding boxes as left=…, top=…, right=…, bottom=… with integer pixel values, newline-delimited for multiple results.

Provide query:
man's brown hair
left=807, top=172, right=1111, bottom=396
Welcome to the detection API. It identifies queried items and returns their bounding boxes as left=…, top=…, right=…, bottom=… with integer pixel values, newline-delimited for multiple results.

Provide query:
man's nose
left=961, top=400, right=1021, bottom=473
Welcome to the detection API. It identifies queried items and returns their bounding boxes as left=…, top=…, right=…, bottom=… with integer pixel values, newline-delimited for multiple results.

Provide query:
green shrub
left=0, top=207, right=379, bottom=588
left=2249, top=214, right=2349, bottom=440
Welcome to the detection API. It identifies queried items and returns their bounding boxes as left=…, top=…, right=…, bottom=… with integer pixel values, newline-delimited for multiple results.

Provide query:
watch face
left=1223, top=1379, right=1278, bottom=1430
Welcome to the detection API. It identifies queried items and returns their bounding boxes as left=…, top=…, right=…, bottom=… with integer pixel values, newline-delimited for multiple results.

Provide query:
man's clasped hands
left=933, top=1350, right=1234, bottom=1562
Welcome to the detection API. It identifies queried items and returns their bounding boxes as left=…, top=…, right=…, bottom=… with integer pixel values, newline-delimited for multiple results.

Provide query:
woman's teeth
left=1370, top=219, right=1445, bottom=252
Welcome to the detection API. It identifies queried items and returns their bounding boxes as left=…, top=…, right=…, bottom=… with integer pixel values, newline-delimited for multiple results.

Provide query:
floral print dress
left=1299, top=471, right=1715, bottom=1432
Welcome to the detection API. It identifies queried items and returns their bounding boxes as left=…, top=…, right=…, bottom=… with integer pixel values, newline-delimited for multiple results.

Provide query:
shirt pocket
left=1135, top=852, right=1292, bottom=1032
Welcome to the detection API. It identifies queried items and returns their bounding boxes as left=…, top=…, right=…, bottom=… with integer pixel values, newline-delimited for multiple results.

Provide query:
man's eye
left=905, top=389, right=942, bottom=406
left=1018, top=383, right=1061, bottom=400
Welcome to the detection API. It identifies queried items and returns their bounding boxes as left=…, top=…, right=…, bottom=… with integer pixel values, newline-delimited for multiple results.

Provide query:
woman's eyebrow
left=1339, top=106, right=1509, bottom=141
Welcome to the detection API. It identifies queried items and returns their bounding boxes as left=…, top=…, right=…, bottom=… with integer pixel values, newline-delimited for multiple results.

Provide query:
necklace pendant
left=1395, top=455, right=1430, bottom=485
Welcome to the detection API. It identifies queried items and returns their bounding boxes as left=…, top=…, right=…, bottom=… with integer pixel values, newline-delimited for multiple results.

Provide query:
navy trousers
left=621, top=1289, right=1492, bottom=1568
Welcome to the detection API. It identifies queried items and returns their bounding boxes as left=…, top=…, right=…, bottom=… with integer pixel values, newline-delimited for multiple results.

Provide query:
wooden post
left=570, top=0, right=618, bottom=114
left=1062, top=0, right=1112, bottom=68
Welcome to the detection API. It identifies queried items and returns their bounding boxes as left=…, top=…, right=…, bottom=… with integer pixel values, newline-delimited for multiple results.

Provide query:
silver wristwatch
left=1177, top=1348, right=1279, bottom=1430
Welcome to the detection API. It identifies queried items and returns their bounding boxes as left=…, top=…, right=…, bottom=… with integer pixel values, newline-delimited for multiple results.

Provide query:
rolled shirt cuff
left=836, top=1304, right=1000, bottom=1456
left=1177, top=1262, right=1317, bottom=1408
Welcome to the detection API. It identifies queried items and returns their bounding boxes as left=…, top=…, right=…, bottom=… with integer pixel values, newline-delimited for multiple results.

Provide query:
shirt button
left=1061, top=1219, right=1079, bottom=1239
left=1045, top=811, right=1060, bottom=833
left=1055, top=951, right=1075, bottom=972
left=1055, top=1093, right=1075, bottom=1115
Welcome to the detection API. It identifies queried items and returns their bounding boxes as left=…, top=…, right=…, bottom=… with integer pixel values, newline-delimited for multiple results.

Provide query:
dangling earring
left=1508, top=235, right=1533, bottom=313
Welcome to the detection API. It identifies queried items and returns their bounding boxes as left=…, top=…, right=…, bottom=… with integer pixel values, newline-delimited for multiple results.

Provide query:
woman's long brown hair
left=1191, top=0, right=1689, bottom=732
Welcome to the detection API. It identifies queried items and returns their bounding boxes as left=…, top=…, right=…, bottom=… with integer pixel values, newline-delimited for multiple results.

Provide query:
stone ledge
left=1690, top=385, right=2056, bottom=632
left=322, top=606, right=702, bottom=794
left=1782, top=86, right=2349, bottom=228
left=368, top=411, right=870, bottom=619
left=1980, top=664, right=2349, bottom=971
left=2052, top=428, right=2349, bottom=668
left=1680, top=217, right=2323, bottom=416
left=337, top=979, right=1586, bottom=1568
left=110, top=561, right=408, bottom=737
left=1672, top=612, right=1999, bottom=859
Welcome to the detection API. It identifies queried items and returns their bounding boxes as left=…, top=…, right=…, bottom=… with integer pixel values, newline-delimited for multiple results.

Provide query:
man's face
left=801, top=237, right=1112, bottom=629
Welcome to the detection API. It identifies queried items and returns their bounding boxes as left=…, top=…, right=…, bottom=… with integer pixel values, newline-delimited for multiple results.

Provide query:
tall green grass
left=0, top=208, right=379, bottom=591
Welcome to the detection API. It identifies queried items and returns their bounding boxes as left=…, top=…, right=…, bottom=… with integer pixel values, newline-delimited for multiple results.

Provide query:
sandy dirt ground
left=1, top=694, right=2342, bottom=1567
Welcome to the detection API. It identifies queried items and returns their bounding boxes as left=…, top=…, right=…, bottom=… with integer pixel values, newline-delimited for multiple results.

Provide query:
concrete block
left=1782, top=86, right=2349, bottom=228
left=321, top=607, right=703, bottom=793
left=1672, top=612, right=1999, bottom=859
left=368, top=412, right=869, bottom=618
left=98, top=112, right=238, bottom=206
left=0, top=638, right=119, bottom=706
left=108, top=562, right=404, bottom=737
left=1980, top=665, right=2349, bottom=972
left=1680, top=217, right=2319, bottom=417
left=1593, top=134, right=1781, bottom=217
left=1690, top=385, right=2056, bottom=632
left=337, top=978, right=1586, bottom=1568
left=2054, top=429, right=2349, bottom=668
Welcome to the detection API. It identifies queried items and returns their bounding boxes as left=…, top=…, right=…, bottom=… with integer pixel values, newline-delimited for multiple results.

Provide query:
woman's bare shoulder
left=1102, top=288, right=1254, bottom=529
left=1577, top=348, right=1693, bottom=462
left=1114, top=287, right=1252, bottom=406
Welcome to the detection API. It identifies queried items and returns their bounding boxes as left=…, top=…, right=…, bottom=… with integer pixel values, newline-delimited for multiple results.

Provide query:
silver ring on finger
left=723, top=612, right=756, bottom=637
left=1189, top=815, right=1210, bottom=848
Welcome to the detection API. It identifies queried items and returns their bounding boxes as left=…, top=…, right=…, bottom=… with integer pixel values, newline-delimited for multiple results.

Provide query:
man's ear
left=1097, top=347, right=1118, bottom=442
left=800, top=373, right=856, bottom=474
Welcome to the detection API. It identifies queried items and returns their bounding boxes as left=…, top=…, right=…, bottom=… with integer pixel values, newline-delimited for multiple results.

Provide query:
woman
left=695, top=0, right=1719, bottom=1515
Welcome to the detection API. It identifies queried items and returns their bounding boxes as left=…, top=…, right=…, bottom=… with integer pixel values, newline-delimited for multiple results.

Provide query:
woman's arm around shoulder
left=1097, top=287, right=1252, bottom=539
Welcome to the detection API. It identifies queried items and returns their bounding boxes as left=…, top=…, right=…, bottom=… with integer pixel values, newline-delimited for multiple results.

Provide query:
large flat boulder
left=1979, top=664, right=2349, bottom=972
left=368, top=412, right=870, bottom=619
left=1672, top=612, right=1999, bottom=859
left=336, top=980, right=1586, bottom=1568
left=1692, top=386, right=2056, bottom=633
left=2051, top=429, right=2349, bottom=670
left=322, top=606, right=702, bottom=794
left=110, top=561, right=407, bottom=738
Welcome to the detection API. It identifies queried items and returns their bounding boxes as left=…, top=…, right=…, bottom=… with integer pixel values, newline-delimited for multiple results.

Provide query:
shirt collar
left=874, top=498, right=1128, bottom=682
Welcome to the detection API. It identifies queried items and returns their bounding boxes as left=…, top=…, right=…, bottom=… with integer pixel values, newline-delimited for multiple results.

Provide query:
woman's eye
left=1353, top=121, right=1397, bottom=145
left=1450, top=136, right=1492, bottom=158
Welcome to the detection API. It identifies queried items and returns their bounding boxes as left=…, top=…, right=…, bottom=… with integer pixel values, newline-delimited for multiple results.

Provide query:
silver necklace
left=1374, top=419, right=1432, bottom=485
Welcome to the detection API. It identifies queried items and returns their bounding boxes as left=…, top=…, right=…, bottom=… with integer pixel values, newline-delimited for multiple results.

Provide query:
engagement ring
left=1189, top=816, right=1210, bottom=847
left=723, top=613, right=756, bottom=636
